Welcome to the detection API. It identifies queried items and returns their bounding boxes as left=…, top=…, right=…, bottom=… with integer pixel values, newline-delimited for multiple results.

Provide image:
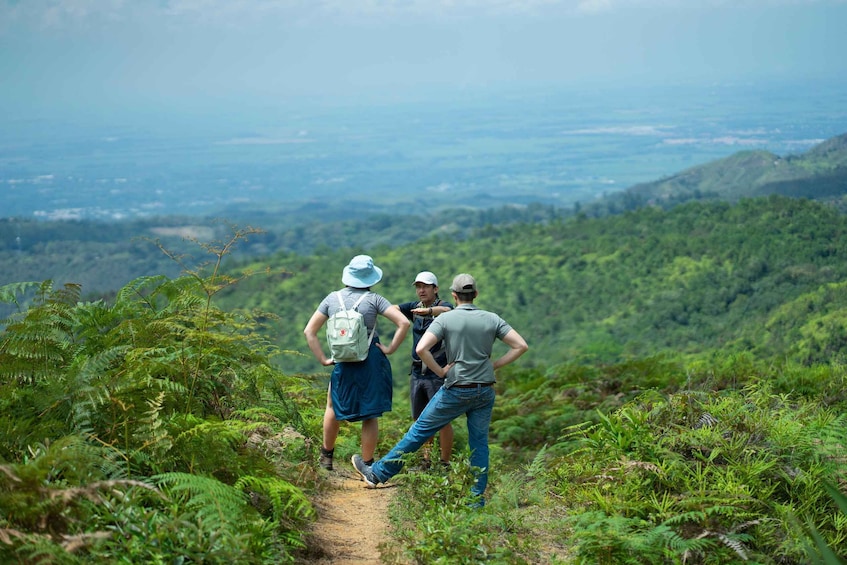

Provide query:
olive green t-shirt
left=426, top=304, right=512, bottom=388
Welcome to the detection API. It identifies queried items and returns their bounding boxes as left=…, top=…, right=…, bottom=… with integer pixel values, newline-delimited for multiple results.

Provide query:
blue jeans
left=371, top=384, right=495, bottom=498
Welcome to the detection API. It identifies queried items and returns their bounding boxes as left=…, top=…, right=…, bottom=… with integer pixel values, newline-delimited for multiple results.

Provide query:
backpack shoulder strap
left=353, top=292, right=376, bottom=346
left=351, top=291, right=369, bottom=311
left=335, top=291, right=348, bottom=311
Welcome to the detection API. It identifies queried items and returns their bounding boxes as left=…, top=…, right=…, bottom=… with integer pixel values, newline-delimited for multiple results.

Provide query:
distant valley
left=3, top=80, right=845, bottom=222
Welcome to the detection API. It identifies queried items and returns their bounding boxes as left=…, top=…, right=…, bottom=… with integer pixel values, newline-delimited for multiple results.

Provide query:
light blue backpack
left=326, top=292, right=375, bottom=362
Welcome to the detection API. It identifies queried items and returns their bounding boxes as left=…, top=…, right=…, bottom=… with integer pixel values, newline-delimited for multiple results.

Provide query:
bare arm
left=376, top=305, right=411, bottom=355
left=410, top=304, right=452, bottom=317
left=416, top=331, right=451, bottom=378
left=303, top=311, right=334, bottom=366
left=492, top=329, right=529, bottom=370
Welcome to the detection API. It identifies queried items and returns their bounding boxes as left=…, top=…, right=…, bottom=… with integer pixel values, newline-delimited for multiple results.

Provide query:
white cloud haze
left=1, top=0, right=845, bottom=111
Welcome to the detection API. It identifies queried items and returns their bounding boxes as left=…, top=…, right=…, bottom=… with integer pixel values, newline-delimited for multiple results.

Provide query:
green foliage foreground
left=555, top=382, right=846, bottom=563
left=0, top=230, right=321, bottom=563
left=386, top=359, right=847, bottom=564
left=2, top=220, right=846, bottom=564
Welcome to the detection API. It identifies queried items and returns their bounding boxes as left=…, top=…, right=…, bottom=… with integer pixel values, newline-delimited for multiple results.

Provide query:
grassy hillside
left=218, top=195, right=847, bottom=375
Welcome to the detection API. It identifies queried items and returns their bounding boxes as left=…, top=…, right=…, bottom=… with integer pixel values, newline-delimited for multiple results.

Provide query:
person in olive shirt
left=353, top=273, right=529, bottom=507
left=397, top=271, right=454, bottom=469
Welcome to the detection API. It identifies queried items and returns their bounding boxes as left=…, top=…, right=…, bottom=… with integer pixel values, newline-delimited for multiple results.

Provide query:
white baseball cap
left=413, top=271, right=438, bottom=286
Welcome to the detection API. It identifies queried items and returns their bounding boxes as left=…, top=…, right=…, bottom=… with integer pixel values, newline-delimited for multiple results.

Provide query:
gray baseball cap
left=450, top=273, right=476, bottom=293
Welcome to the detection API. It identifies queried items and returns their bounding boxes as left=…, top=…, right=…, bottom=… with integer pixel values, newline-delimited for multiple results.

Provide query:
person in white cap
left=304, top=255, right=410, bottom=471
left=353, top=273, right=528, bottom=508
left=397, top=271, right=454, bottom=469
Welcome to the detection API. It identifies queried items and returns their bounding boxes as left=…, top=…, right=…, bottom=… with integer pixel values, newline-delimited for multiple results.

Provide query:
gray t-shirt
left=317, top=288, right=392, bottom=338
left=426, top=304, right=513, bottom=388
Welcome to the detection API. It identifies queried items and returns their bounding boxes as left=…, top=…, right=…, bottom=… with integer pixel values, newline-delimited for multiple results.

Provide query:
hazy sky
left=1, top=0, right=845, bottom=113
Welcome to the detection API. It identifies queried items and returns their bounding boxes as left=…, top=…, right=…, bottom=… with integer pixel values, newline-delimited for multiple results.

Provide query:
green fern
left=235, top=475, right=315, bottom=525
left=0, top=281, right=44, bottom=313
left=153, top=472, right=249, bottom=526
left=0, top=230, right=314, bottom=563
left=525, top=444, right=549, bottom=480
left=800, top=482, right=847, bottom=564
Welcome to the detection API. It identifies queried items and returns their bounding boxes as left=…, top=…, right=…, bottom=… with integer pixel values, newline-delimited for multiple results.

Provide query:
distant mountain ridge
left=592, top=132, right=847, bottom=213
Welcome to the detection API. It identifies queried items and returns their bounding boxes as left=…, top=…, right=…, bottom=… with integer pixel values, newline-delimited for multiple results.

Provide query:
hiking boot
left=351, top=454, right=378, bottom=488
left=319, top=447, right=334, bottom=470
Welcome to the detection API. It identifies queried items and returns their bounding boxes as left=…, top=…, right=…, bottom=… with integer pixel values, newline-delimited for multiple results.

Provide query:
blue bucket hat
left=342, top=255, right=384, bottom=288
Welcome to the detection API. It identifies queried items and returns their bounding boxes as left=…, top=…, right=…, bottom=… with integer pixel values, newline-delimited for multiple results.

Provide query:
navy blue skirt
left=330, top=339, right=393, bottom=422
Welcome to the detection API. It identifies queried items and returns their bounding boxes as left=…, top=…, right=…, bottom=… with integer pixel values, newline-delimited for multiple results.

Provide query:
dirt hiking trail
left=299, top=467, right=402, bottom=564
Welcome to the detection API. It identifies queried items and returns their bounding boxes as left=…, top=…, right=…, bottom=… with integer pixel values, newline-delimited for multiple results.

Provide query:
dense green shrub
left=551, top=380, right=847, bottom=563
left=0, top=230, right=318, bottom=563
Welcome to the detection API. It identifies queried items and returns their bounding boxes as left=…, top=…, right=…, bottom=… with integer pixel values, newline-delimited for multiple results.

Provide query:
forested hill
left=0, top=204, right=568, bottom=295
left=219, top=195, right=847, bottom=374
left=3, top=133, right=847, bottom=297
left=587, top=132, right=847, bottom=215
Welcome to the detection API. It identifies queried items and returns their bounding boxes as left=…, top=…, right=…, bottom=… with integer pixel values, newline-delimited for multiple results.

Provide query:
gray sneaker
left=351, top=454, right=378, bottom=488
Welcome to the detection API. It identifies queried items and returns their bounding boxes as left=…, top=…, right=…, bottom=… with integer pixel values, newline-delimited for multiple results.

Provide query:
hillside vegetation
left=0, top=204, right=567, bottom=296
left=1, top=199, right=846, bottom=563
left=220, top=195, right=847, bottom=373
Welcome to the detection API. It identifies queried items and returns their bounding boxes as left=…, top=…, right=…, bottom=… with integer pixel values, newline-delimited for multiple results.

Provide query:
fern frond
left=115, top=275, right=170, bottom=311
left=663, top=529, right=714, bottom=553
left=153, top=472, right=249, bottom=527
left=0, top=281, right=43, bottom=309
left=704, top=503, right=749, bottom=518
left=235, top=475, right=315, bottom=525
left=175, top=419, right=245, bottom=446
left=717, top=533, right=749, bottom=561
left=525, top=444, right=549, bottom=479
left=662, top=510, right=708, bottom=526
left=12, top=532, right=74, bottom=565
left=0, top=286, right=81, bottom=385
left=71, top=344, right=131, bottom=391
left=817, top=413, right=847, bottom=467
left=51, top=283, right=82, bottom=306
